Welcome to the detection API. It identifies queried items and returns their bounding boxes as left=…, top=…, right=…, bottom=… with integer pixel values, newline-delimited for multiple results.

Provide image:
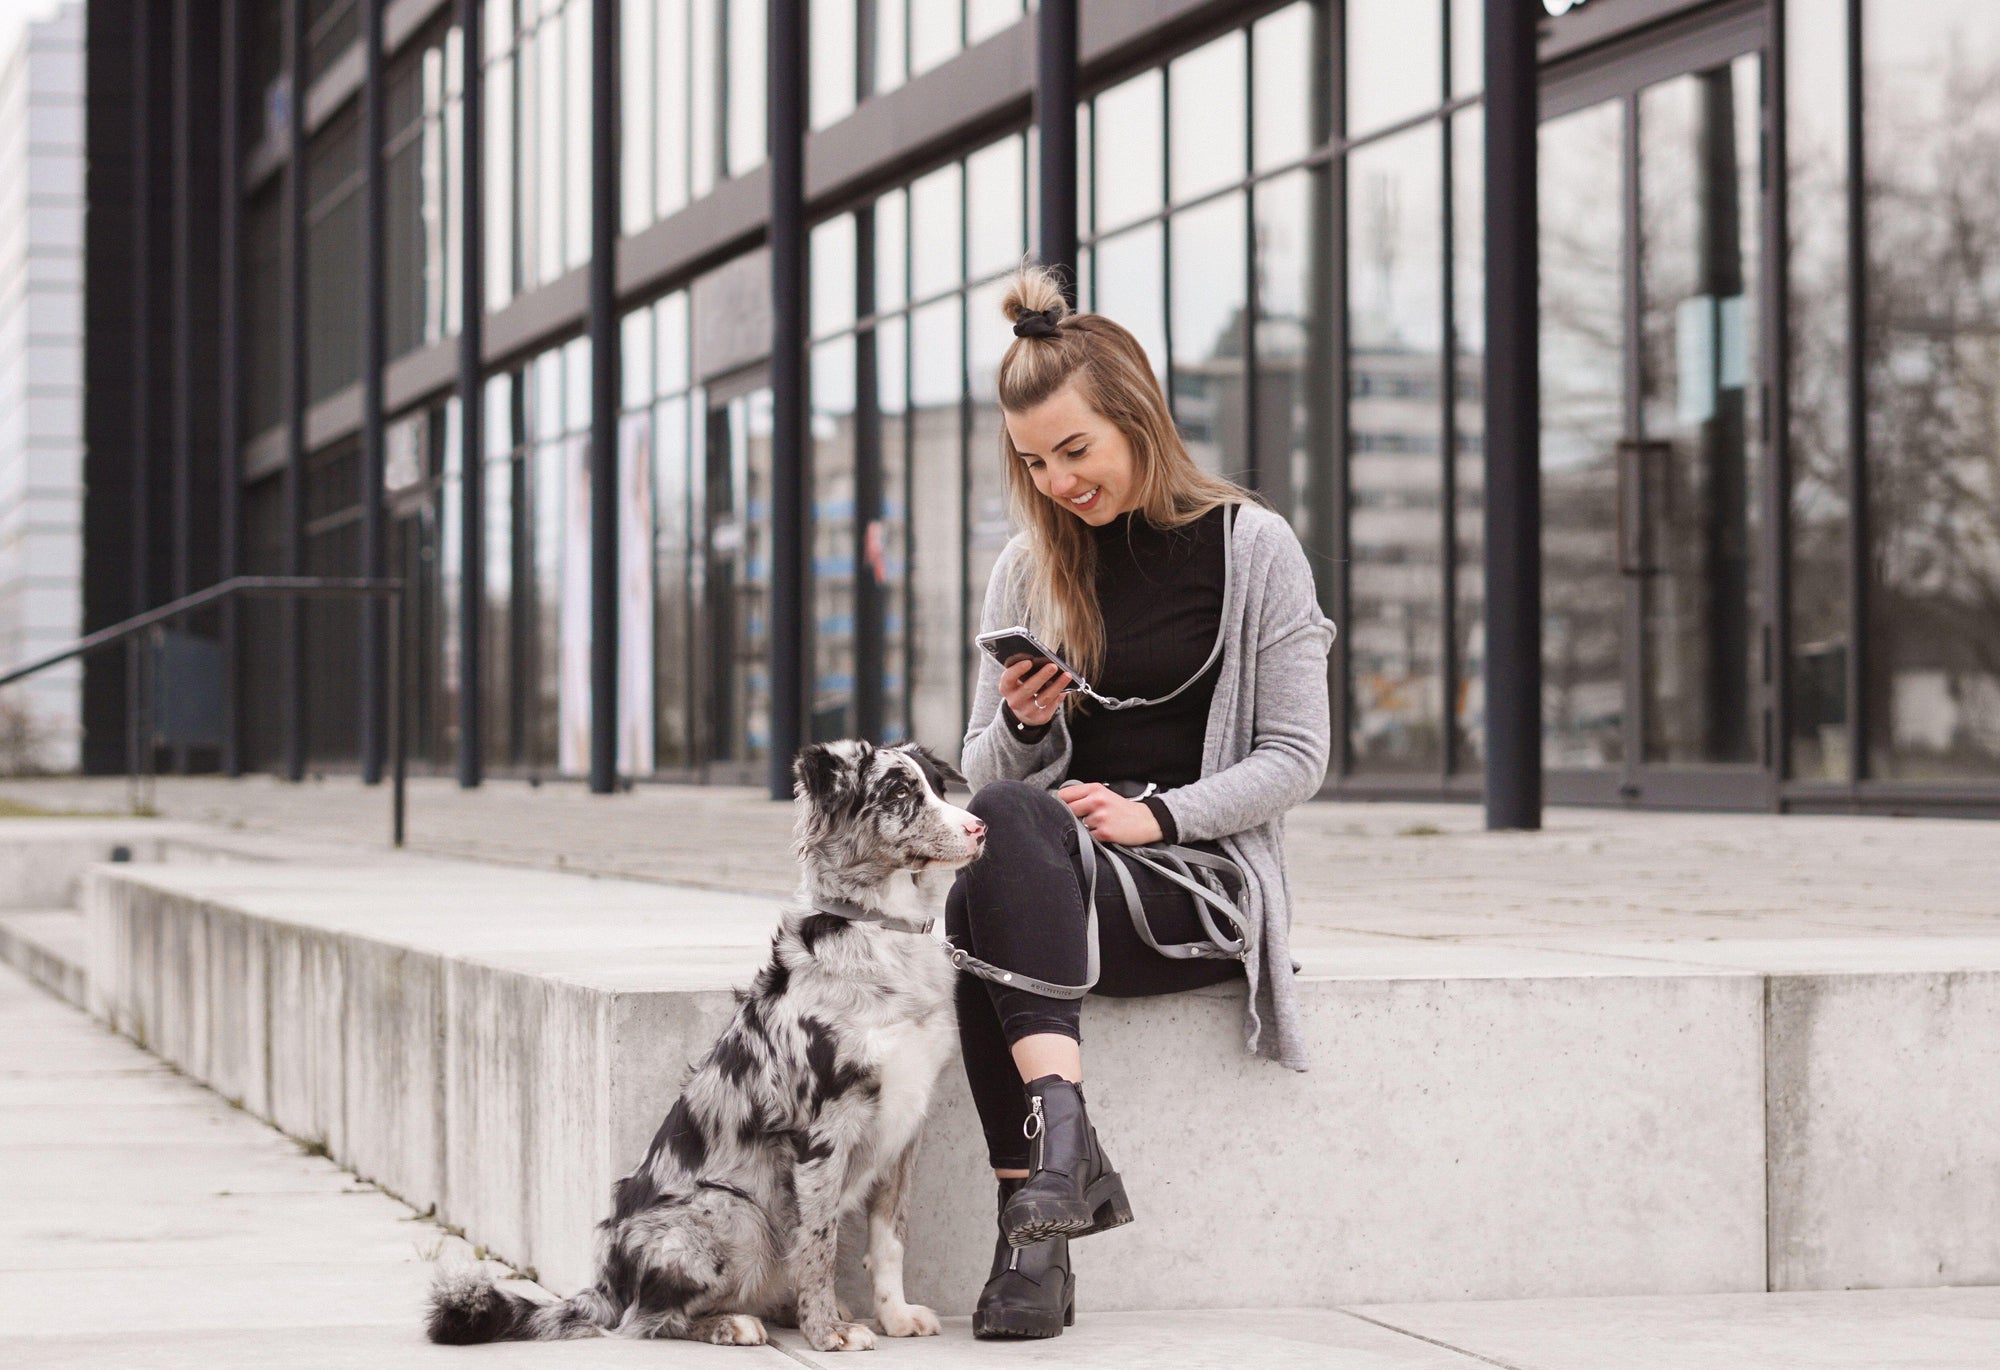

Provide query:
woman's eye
left=1025, top=459, right=1045, bottom=471
left=1063, top=447, right=1087, bottom=461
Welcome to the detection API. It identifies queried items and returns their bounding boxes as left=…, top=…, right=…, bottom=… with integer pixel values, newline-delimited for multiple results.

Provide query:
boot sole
left=972, top=1279, right=1076, bottom=1339
left=1002, top=1171, right=1134, bottom=1247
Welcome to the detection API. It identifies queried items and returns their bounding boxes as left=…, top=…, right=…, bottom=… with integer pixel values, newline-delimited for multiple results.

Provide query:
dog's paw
left=877, top=1301, right=941, bottom=1338
left=805, top=1320, right=877, bottom=1352
left=705, top=1314, right=768, bottom=1346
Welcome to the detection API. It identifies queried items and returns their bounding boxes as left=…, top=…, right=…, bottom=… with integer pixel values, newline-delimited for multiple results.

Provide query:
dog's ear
left=899, top=743, right=965, bottom=796
left=792, top=744, right=848, bottom=808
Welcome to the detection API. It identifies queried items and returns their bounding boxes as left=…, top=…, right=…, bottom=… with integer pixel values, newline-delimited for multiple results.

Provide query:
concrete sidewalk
left=6, top=960, right=2000, bottom=1369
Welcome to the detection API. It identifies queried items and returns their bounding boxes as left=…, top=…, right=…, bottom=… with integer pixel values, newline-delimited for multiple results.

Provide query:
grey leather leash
left=1067, top=505, right=1235, bottom=713
left=945, top=809, right=1253, bottom=1000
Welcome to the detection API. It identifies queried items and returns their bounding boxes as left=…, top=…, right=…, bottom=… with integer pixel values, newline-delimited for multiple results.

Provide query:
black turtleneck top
left=1005, top=505, right=1229, bottom=842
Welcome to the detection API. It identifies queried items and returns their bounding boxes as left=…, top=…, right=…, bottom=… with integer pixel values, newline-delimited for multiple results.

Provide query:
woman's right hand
left=998, top=660, right=1072, bottom=728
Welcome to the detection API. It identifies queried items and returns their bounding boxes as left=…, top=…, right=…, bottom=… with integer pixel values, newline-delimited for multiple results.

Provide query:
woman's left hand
left=1057, top=782, right=1163, bottom=846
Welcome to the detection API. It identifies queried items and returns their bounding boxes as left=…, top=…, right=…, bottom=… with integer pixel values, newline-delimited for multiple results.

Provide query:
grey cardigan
left=960, top=501, right=1336, bottom=1070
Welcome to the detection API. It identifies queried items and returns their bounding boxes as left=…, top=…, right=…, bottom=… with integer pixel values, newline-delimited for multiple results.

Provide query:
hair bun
left=1001, top=263, right=1071, bottom=338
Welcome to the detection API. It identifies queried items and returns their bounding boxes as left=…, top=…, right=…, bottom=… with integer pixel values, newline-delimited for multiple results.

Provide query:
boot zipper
left=1024, top=1095, right=1045, bottom=1177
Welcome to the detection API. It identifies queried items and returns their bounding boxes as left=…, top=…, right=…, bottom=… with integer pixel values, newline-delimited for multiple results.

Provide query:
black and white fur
left=426, top=740, right=984, bottom=1352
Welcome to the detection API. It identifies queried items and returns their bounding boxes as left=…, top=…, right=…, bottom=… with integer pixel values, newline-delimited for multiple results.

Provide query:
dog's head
left=791, top=740, right=986, bottom=875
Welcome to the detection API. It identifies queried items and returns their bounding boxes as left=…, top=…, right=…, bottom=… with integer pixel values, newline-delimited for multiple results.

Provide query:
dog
left=425, top=740, right=986, bottom=1351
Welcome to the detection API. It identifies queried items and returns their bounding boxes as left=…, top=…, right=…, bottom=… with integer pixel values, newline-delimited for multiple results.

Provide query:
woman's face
left=1002, top=383, right=1137, bottom=526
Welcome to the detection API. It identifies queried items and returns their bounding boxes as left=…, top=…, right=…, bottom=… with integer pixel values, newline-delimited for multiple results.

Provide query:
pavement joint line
left=1337, top=1307, right=1529, bottom=1369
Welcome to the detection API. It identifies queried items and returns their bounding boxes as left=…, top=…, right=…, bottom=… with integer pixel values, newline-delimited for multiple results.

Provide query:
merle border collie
left=426, top=740, right=985, bottom=1352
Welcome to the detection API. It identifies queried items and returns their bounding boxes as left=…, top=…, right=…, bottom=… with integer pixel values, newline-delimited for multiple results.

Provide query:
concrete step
left=68, top=852, right=2000, bottom=1315
left=0, top=910, right=88, bottom=1009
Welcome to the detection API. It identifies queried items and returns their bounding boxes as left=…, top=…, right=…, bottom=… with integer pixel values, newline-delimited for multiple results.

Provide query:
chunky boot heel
left=974, top=1180, right=1074, bottom=1340
left=1085, top=1171, right=1134, bottom=1233
left=1002, top=1076, right=1136, bottom=1248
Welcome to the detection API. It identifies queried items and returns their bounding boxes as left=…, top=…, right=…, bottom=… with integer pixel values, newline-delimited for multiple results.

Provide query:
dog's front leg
left=790, top=1144, right=875, bottom=1352
left=865, top=1136, right=939, bottom=1337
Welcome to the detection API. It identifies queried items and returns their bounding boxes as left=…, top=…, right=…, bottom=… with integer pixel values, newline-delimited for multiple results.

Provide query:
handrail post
left=388, top=588, right=405, bottom=847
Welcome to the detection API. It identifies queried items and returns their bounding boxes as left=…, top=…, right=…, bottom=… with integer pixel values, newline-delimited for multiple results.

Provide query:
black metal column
left=853, top=208, right=883, bottom=744
left=458, top=0, right=485, bottom=787
left=1482, top=0, right=1541, bottom=829
left=767, top=0, right=807, bottom=799
left=171, top=0, right=192, bottom=610
left=1843, top=0, right=1868, bottom=789
left=285, top=0, right=309, bottom=782
left=1034, top=0, right=1078, bottom=300
left=360, top=0, right=387, bottom=783
left=588, top=0, right=619, bottom=793
left=219, top=0, right=242, bottom=776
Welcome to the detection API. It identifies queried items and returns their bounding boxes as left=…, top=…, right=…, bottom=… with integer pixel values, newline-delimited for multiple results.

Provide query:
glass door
left=1540, top=18, right=1772, bottom=808
left=695, top=374, right=774, bottom=782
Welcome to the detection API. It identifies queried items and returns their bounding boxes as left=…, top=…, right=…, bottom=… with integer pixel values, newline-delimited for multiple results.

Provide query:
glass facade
left=204, top=0, right=2000, bottom=811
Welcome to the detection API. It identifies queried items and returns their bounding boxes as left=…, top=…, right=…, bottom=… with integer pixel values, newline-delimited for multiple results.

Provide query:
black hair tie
left=1012, top=308, right=1063, bottom=339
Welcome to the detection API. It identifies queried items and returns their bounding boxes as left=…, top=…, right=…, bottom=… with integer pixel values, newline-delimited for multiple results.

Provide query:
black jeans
left=946, top=780, right=1243, bottom=1169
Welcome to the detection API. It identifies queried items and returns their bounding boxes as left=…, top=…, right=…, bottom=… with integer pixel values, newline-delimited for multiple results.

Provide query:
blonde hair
left=995, top=263, right=1244, bottom=689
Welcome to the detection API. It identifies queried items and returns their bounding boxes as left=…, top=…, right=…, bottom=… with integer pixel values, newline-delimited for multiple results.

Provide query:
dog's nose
left=963, top=817, right=987, bottom=840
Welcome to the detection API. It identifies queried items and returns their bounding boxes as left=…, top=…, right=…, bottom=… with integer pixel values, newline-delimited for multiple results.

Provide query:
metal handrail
left=0, top=576, right=408, bottom=846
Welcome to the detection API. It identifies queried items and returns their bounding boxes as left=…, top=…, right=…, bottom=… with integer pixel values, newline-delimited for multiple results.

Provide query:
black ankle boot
left=1000, top=1076, right=1134, bottom=1248
left=973, top=1179, right=1074, bottom=1339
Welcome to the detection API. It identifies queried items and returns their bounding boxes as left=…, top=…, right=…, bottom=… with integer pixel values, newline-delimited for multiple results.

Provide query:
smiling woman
left=944, top=264, right=1335, bottom=1342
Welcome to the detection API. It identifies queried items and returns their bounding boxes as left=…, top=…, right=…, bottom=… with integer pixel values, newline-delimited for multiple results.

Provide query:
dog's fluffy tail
left=426, top=1265, right=615, bottom=1343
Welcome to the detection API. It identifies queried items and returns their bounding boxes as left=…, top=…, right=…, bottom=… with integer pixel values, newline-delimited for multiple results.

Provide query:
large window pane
left=653, top=393, right=692, bottom=767
left=876, top=314, right=910, bottom=740
left=910, top=0, right=959, bottom=76
left=1862, top=0, right=2000, bottom=780
left=726, top=0, right=766, bottom=177
left=1253, top=170, right=1316, bottom=534
left=1347, top=0, right=1442, bottom=137
left=875, top=187, right=909, bottom=313
left=909, top=162, right=963, bottom=301
left=908, top=296, right=964, bottom=758
left=1450, top=0, right=1482, bottom=98
left=1093, top=69, right=1162, bottom=232
left=563, top=0, right=590, bottom=269
left=306, top=105, right=364, bottom=402
left=690, top=0, right=718, bottom=196
left=1169, top=193, right=1248, bottom=478
left=655, top=0, right=689, bottom=216
left=875, top=0, right=907, bottom=97
left=1348, top=124, right=1445, bottom=773
left=621, top=0, right=654, bottom=234
left=483, top=51, right=515, bottom=307
left=1092, top=221, right=1166, bottom=388
left=965, top=135, right=1025, bottom=282
left=813, top=337, right=858, bottom=740
left=1539, top=100, right=1626, bottom=769
left=811, top=214, right=857, bottom=337
left=966, top=279, right=1014, bottom=696
left=1787, top=0, right=1851, bottom=781
left=810, top=0, right=856, bottom=130
left=1254, top=3, right=1314, bottom=173
left=1451, top=106, right=1485, bottom=769
left=1169, top=31, right=1246, bottom=204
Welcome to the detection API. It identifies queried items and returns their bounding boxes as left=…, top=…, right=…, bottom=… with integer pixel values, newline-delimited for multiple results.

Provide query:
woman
left=949, top=265, right=1335, bottom=1339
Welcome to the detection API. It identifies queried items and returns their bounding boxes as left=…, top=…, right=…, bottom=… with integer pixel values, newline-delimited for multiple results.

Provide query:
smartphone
left=975, top=626, right=1085, bottom=693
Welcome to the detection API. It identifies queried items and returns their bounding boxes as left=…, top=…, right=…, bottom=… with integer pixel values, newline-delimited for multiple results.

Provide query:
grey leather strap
left=812, top=896, right=936, bottom=936
left=1076, top=504, right=1235, bottom=713
left=946, top=811, right=1250, bottom=1000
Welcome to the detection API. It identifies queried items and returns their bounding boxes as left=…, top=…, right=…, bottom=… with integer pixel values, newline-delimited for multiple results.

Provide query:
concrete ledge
left=55, top=839, right=2000, bottom=1311
left=0, top=910, right=88, bottom=1008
